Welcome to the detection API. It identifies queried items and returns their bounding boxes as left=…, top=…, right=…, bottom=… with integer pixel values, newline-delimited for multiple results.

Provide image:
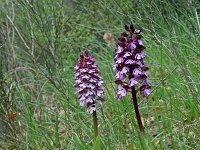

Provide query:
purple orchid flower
left=74, top=52, right=104, bottom=114
left=113, top=24, right=151, bottom=133
left=113, top=25, right=151, bottom=100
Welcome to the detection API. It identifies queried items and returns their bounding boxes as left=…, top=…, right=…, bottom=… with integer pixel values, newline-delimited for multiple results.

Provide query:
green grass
left=0, top=0, right=199, bottom=149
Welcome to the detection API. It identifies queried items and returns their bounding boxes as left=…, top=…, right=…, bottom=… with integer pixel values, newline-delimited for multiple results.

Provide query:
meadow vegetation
left=0, top=0, right=199, bottom=149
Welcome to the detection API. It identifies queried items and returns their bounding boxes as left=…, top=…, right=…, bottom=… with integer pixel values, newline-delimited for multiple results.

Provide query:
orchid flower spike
left=113, top=24, right=151, bottom=100
left=74, top=52, right=104, bottom=113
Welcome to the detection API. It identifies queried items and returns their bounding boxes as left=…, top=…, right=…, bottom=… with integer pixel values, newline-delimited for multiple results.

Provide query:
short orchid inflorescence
left=74, top=52, right=104, bottom=113
left=113, top=24, right=151, bottom=100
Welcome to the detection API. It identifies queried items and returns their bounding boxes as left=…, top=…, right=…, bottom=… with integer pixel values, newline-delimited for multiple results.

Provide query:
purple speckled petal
left=75, top=79, right=82, bottom=83
left=86, top=96, right=94, bottom=103
left=121, top=66, right=129, bottom=74
left=123, top=52, right=132, bottom=58
left=112, top=64, right=117, bottom=70
left=117, top=85, right=127, bottom=99
left=98, top=80, right=103, bottom=86
left=88, top=104, right=96, bottom=114
left=142, top=88, right=151, bottom=97
left=130, top=43, right=136, bottom=50
left=128, top=78, right=138, bottom=87
left=82, top=75, right=90, bottom=79
left=135, top=52, right=145, bottom=60
left=116, top=57, right=124, bottom=64
left=132, top=68, right=142, bottom=76
left=116, top=46, right=123, bottom=54
left=97, top=89, right=103, bottom=97
left=125, top=59, right=135, bottom=64
left=114, top=71, right=126, bottom=80
left=89, top=78, right=96, bottom=83
left=80, top=100, right=85, bottom=107
left=134, top=29, right=141, bottom=34
left=74, top=65, right=79, bottom=70
left=138, top=39, right=143, bottom=46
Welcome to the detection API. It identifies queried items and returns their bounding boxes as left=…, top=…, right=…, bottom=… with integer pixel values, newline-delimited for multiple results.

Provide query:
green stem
left=92, top=110, right=98, bottom=141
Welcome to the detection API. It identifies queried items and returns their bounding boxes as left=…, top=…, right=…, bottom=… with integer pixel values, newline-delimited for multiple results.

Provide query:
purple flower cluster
left=113, top=25, right=151, bottom=100
left=74, top=52, right=104, bottom=113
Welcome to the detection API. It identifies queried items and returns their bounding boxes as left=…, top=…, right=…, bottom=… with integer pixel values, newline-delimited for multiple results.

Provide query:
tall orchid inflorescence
left=113, top=24, right=151, bottom=100
left=74, top=52, right=104, bottom=141
left=74, top=52, right=104, bottom=114
left=113, top=24, right=151, bottom=133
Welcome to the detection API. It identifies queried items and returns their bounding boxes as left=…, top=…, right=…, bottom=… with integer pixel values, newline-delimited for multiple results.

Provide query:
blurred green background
left=0, top=0, right=199, bottom=149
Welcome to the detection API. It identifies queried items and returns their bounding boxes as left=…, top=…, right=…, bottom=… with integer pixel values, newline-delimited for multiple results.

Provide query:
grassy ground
left=0, top=0, right=199, bottom=149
